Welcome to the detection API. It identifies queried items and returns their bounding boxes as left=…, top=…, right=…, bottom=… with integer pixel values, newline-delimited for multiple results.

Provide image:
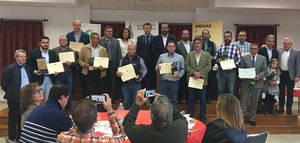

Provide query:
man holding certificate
left=185, top=38, right=211, bottom=122
left=239, top=43, right=267, bottom=126
left=116, top=43, right=147, bottom=109
left=27, top=36, right=59, bottom=100
left=156, top=40, right=185, bottom=106
left=215, top=31, right=241, bottom=95
left=78, top=33, right=108, bottom=97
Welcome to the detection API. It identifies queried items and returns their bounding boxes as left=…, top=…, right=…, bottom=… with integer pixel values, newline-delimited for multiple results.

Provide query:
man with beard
left=215, top=31, right=241, bottom=95
left=234, top=31, right=251, bottom=56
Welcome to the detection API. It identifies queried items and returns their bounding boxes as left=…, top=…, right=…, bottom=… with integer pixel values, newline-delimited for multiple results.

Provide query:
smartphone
left=145, top=90, right=156, bottom=98
left=90, top=95, right=106, bottom=103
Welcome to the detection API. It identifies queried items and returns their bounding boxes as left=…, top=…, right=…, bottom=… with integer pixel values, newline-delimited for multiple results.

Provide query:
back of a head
left=216, top=94, right=244, bottom=129
left=71, top=99, right=97, bottom=134
left=20, top=83, right=39, bottom=114
left=150, top=95, right=173, bottom=129
left=48, top=84, right=69, bottom=101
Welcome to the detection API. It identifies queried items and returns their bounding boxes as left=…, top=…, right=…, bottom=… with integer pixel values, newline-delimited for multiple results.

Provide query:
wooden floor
left=0, top=100, right=299, bottom=136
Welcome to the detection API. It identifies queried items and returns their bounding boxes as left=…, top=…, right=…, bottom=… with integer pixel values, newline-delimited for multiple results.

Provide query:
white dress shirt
left=267, top=47, right=273, bottom=61
left=91, top=46, right=99, bottom=58
left=183, top=41, right=191, bottom=54
left=280, top=49, right=291, bottom=71
left=162, top=35, right=168, bottom=48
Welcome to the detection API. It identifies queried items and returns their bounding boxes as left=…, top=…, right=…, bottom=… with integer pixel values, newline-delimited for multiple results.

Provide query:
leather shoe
left=248, top=120, right=256, bottom=126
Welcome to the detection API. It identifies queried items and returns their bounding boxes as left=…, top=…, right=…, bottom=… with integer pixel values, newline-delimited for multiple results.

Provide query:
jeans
left=122, top=82, right=141, bottom=109
left=57, top=71, right=73, bottom=108
left=188, top=86, right=207, bottom=121
left=279, top=71, right=295, bottom=110
left=216, top=69, right=237, bottom=95
left=41, top=76, right=53, bottom=101
left=159, top=80, right=180, bottom=106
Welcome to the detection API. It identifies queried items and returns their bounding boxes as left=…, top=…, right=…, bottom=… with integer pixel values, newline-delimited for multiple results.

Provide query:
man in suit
left=137, top=23, right=155, bottom=90
left=66, top=19, right=90, bottom=45
left=27, top=36, right=59, bottom=100
left=1, top=49, right=31, bottom=142
left=258, top=34, right=279, bottom=64
left=240, top=43, right=267, bottom=126
left=278, top=37, right=300, bottom=115
left=185, top=38, right=211, bottom=122
left=151, top=23, right=177, bottom=63
left=99, top=25, right=122, bottom=102
left=79, top=33, right=108, bottom=97
left=177, top=29, right=193, bottom=103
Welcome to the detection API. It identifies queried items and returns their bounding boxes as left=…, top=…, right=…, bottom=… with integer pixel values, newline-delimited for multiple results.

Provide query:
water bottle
left=117, top=102, right=125, bottom=123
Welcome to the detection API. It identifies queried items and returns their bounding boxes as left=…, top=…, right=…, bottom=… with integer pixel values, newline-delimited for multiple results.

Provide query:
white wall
left=0, top=4, right=90, bottom=48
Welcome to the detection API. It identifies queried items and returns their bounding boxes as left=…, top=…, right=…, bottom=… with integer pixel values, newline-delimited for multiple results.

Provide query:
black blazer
left=1, top=63, right=32, bottom=101
left=151, top=34, right=177, bottom=62
left=258, top=46, right=279, bottom=65
left=66, top=30, right=90, bottom=45
left=136, top=34, right=154, bottom=68
left=27, top=48, right=59, bottom=85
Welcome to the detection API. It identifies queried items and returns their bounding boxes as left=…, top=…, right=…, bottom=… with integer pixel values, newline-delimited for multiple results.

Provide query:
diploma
left=188, top=77, right=204, bottom=90
left=69, top=41, right=84, bottom=52
left=118, top=64, right=137, bottom=82
left=220, top=59, right=236, bottom=70
left=238, top=68, right=256, bottom=79
left=159, top=62, right=172, bottom=74
left=36, top=58, right=48, bottom=74
left=59, top=52, right=75, bottom=63
left=46, top=62, right=64, bottom=74
left=93, top=57, right=109, bottom=68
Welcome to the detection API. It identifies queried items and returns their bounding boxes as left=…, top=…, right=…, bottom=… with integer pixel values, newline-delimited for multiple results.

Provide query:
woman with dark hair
left=20, top=83, right=45, bottom=127
left=203, top=94, right=247, bottom=143
left=118, top=28, right=135, bottom=57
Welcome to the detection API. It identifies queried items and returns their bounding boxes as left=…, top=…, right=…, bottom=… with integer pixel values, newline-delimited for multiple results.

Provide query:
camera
left=145, top=89, right=156, bottom=103
left=171, top=62, right=178, bottom=75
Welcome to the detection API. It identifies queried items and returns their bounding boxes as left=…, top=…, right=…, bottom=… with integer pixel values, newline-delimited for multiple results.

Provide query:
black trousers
left=83, top=70, right=108, bottom=97
left=141, top=67, right=156, bottom=90
left=178, top=74, right=188, bottom=101
left=279, top=71, right=295, bottom=110
left=7, top=100, right=21, bottom=140
left=107, top=67, right=121, bottom=101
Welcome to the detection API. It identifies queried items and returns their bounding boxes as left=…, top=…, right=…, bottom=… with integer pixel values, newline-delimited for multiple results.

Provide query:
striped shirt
left=216, top=43, right=241, bottom=65
left=233, top=41, right=251, bottom=56
left=57, top=112, right=126, bottom=143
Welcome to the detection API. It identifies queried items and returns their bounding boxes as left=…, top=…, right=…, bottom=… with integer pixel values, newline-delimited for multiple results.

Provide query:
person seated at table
left=123, top=89, right=188, bottom=143
left=57, top=94, right=126, bottom=142
left=20, top=83, right=45, bottom=128
left=202, top=94, right=247, bottom=143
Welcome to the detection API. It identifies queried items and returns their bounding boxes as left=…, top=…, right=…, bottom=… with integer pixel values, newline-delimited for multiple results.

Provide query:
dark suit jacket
left=1, top=63, right=32, bottom=101
left=177, top=41, right=193, bottom=60
left=258, top=46, right=279, bottom=65
left=137, top=34, right=154, bottom=69
left=27, top=48, right=59, bottom=85
left=66, top=30, right=90, bottom=45
left=99, top=37, right=122, bottom=70
left=278, top=48, right=300, bottom=80
left=151, top=34, right=177, bottom=62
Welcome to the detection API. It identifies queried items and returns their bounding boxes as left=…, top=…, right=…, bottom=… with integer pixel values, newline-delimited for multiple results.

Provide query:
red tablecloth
left=284, top=88, right=300, bottom=97
left=97, top=110, right=206, bottom=143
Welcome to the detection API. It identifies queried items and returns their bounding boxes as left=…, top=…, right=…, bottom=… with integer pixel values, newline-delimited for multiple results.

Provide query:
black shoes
left=287, top=109, right=292, bottom=115
left=248, top=120, right=256, bottom=126
left=277, top=108, right=284, bottom=114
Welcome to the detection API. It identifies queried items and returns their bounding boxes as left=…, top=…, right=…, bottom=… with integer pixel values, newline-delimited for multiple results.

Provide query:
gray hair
left=283, top=37, right=293, bottom=43
left=150, top=95, right=173, bottom=129
left=15, top=49, right=26, bottom=57
left=265, top=34, right=275, bottom=42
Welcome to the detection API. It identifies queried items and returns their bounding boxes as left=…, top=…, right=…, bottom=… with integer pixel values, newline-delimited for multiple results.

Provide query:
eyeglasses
left=34, top=88, right=43, bottom=94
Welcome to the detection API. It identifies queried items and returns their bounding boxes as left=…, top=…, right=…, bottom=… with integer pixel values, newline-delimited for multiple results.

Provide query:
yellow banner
left=192, top=20, right=223, bottom=46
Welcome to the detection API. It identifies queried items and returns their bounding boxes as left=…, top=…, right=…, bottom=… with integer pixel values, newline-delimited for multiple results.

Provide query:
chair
left=246, top=131, right=269, bottom=143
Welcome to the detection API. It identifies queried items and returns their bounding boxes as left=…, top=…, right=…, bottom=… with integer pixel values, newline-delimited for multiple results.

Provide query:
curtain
left=0, top=20, right=43, bottom=81
left=235, top=25, right=277, bottom=48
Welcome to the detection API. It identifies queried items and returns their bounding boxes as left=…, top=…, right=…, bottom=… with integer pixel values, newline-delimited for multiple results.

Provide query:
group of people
left=1, top=19, right=300, bottom=142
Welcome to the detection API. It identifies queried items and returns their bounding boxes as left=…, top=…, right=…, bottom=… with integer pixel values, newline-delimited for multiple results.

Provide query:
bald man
left=66, top=19, right=90, bottom=45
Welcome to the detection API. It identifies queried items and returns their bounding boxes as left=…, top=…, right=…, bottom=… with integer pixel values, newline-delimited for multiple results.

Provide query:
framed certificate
left=59, top=52, right=75, bottom=63
left=93, top=57, right=109, bottom=68
left=118, top=64, right=136, bottom=82
left=36, top=58, right=48, bottom=74
left=188, top=77, right=204, bottom=90
left=69, top=41, right=84, bottom=52
left=46, top=62, right=64, bottom=74
left=159, top=62, right=172, bottom=74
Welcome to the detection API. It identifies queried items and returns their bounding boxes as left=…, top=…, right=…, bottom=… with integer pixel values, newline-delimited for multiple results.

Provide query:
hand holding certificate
left=118, top=64, right=137, bottom=82
left=93, top=57, right=109, bottom=68
left=159, top=62, right=172, bottom=74
left=47, top=62, right=64, bottom=75
left=59, top=52, right=75, bottom=63
left=188, top=77, right=204, bottom=90
left=220, top=59, right=236, bottom=70
left=69, top=41, right=84, bottom=52
left=238, top=68, right=256, bottom=79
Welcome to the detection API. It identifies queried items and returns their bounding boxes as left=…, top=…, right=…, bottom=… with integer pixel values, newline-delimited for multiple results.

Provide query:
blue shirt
left=40, top=48, right=49, bottom=64
left=234, top=41, right=251, bottom=56
left=20, top=65, right=29, bottom=89
left=156, top=53, right=185, bottom=81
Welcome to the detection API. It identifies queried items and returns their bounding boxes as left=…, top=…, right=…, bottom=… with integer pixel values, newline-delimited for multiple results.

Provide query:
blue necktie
left=252, top=56, right=255, bottom=67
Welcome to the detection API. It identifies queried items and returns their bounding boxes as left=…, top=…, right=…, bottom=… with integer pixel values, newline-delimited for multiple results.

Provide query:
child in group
left=264, top=58, right=280, bottom=115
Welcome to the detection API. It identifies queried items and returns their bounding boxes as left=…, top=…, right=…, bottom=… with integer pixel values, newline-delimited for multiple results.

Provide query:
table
left=96, top=110, right=206, bottom=143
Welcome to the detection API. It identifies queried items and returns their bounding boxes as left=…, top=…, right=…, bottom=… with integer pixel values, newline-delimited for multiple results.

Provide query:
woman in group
left=118, top=27, right=135, bottom=57
left=20, top=83, right=45, bottom=127
left=203, top=94, right=247, bottom=143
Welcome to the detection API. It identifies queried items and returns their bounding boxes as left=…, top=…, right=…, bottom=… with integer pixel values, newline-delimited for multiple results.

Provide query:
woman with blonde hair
left=203, top=94, right=247, bottom=143
left=20, top=83, right=45, bottom=127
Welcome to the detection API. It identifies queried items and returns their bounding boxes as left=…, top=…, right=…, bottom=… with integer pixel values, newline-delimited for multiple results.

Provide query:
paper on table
left=295, top=81, right=300, bottom=89
left=46, top=62, right=64, bottom=74
left=188, top=77, right=204, bottom=90
left=238, top=68, right=256, bottom=79
left=59, top=52, right=75, bottom=63
left=220, top=59, right=236, bottom=70
left=118, top=64, right=136, bottom=82
left=69, top=41, right=84, bottom=52
left=159, top=62, right=172, bottom=74
left=93, top=57, right=109, bottom=68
